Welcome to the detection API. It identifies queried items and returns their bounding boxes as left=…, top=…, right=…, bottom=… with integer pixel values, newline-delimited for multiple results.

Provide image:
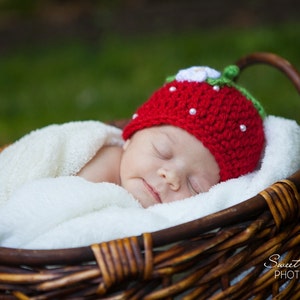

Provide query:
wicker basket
left=0, top=52, right=300, bottom=300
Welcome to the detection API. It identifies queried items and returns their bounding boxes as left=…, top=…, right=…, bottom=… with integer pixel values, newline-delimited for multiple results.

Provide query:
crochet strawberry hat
left=122, top=65, right=266, bottom=182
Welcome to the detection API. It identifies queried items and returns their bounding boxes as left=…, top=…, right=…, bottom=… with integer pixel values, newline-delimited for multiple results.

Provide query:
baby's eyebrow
left=159, top=130, right=176, bottom=145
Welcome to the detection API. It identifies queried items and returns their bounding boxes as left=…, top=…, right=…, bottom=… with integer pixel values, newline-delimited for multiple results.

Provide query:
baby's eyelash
left=152, top=143, right=164, bottom=158
left=188, top=179, right=201, bottom=195
left=152, top=143, right=171, bottom=159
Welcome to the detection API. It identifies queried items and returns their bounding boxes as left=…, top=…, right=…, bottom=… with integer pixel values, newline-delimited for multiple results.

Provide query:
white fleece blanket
left=0, top=117, right=299, bottom=249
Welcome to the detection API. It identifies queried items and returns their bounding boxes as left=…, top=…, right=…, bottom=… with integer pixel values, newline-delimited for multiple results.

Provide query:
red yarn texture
left=123, top=81, right=265, bottom=182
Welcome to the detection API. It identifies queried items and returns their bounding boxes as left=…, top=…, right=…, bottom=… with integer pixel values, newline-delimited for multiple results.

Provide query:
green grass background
left=1, top=22, right=300, bottom=145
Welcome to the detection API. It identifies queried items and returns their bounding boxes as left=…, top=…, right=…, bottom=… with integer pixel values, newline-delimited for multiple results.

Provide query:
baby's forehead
left=152, top=125, right=177, bottom=141
left=147, top=125, right=203, bottom=147
left=148, top=124, right=185, bottom=134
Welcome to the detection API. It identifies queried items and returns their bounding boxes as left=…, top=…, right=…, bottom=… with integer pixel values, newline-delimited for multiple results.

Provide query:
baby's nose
left=157, top=168, right=180, bottom=191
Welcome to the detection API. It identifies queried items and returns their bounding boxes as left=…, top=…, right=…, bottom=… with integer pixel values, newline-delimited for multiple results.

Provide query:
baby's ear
left=123, top=139, right=131, bottom=151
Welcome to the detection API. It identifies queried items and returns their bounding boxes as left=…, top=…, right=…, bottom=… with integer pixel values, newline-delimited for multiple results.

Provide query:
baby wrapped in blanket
left=0, top=65, right=299, bottom=249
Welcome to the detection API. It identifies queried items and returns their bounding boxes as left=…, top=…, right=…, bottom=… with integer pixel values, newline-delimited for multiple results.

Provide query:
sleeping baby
left=0, top=65, right=266, bottom=209
left=77, top=65, right=266, bottom=208
left=5, top=64, right=298, bottom=249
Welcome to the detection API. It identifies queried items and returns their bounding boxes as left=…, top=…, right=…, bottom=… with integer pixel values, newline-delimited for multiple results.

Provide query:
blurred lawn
left=0, top=22, right=300, bottom=144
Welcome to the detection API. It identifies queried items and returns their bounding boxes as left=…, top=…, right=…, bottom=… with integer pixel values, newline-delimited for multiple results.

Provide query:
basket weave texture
left=0, top=52, right=300, bottom=300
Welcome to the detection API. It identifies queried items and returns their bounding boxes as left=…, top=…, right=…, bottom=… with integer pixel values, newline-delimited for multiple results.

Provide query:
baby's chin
left=121, top=182, right=161, bottom=208
left=128, top=191, right=158, bottom=208
left=135, top=195, right=157, bottom=208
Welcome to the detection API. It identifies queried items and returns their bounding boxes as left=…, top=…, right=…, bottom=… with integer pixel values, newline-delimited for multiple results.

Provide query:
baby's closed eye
left=152, top=142, right=172, bottom=159
left=187, top=177, right=203, bottom=195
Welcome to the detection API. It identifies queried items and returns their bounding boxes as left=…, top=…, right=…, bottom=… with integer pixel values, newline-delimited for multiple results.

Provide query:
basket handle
left=235, top=52, right=300, bottom=94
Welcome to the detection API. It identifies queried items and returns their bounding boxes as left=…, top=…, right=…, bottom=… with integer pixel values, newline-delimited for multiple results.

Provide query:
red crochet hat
left=123, top=65, right=266, bottom=182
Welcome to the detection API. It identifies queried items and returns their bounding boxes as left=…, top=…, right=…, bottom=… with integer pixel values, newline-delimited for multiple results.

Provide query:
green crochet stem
left=207, top=65, right=266, bottom=119
left=166, top=75, right=176, bottom=83
left=166, top=65, right=267, bottom=119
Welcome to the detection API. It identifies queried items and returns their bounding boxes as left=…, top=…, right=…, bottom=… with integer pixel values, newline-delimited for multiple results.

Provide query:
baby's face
left=120, top=125, right=220, bottom=208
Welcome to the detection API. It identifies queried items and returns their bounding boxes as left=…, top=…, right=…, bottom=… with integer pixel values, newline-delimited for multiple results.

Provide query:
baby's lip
left=143, top=179, right=162, bottom=203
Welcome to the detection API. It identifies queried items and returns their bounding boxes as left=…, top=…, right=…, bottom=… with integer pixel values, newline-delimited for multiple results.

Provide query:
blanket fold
left=0, top=121, right=123, bottom=206
left=0, top=116, right=299, bottom=249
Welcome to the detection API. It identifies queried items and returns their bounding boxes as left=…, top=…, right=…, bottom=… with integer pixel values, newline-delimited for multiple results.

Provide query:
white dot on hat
left=169, top=86, right=177, bottom=92
left=189, top=108, right=197, bottom=115
left=132, top=113, right=138, bottom=119
left=240, top=124, right=247, bottom=132
left=213, top=85, right=220, bottom=91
